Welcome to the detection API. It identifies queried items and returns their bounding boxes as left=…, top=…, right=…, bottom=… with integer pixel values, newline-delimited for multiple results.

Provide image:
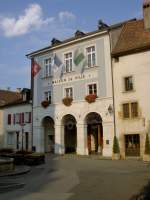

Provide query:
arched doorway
left=42, top=116, right=55, bottom=153
left=85, top=112, right=103, bottom=155
left=62, top=114, right=77, bottom=154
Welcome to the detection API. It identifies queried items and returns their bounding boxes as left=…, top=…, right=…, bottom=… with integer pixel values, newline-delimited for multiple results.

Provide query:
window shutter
left=13, top=114, right=16, bottom=124
left=19, top=113, right=22, bottom=124
left=22, top=113, right=24, bottom=124
left=8, top=114, right=11, bottom=125
left=29, top=112, right=32, bottom=123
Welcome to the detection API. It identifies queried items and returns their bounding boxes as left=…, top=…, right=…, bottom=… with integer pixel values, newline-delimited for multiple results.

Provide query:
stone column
left=33, top=126, right=45, bottom=153
left=76, top=123, right=89, bottom=155
left=54, top=123, right=65, bottom=155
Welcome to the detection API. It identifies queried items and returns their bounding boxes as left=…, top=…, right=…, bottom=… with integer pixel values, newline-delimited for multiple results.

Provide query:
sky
left=0, top=0, right=142, bottom=91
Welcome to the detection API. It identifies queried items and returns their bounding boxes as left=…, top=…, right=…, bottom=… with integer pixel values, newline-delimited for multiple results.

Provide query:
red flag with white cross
left=31, top=59, right=41, bottom=78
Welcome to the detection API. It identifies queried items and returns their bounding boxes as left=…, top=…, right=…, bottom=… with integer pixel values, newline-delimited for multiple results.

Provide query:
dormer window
left=23, top=93, right=27, bottom=101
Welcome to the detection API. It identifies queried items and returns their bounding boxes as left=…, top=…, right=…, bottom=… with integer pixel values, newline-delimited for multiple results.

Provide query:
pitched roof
left=0, top=90, right=22, bottom=107
left=26, top=19, right=135, bottom=58
left=112, top=19, right=150, bottom=57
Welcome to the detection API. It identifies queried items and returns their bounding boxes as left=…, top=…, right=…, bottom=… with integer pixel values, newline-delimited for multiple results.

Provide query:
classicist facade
left=27, top=25, right=119, bottom=156
left=112, top=0, right=150, bottom=158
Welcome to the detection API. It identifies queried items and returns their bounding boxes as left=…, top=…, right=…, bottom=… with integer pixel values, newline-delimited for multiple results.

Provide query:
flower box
left=62, top=97, right=73, bottom=106
left=41, top=100, right=49, bottom=108
left=85, top=94, right=97, bottom=103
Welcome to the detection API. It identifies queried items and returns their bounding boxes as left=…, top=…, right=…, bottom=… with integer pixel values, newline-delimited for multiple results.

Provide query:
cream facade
left=113, top=51, right=150, bottom=158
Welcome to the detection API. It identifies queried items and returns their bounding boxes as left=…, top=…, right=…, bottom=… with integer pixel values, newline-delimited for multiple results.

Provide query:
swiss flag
left=31, top=59, right=41, bottom=78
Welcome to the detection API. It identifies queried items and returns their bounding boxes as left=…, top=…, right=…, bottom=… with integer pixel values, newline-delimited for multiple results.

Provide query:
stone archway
left=42, top=116, right=55, bottom=153
left=85, top=112, right=103, bottom=155
left=62, top=114, right=77, bottom=154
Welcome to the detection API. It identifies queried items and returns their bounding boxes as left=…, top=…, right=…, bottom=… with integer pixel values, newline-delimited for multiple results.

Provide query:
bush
left=85, top=94, right=97, bottom=103
left=144, top=134, right=150, bottom=155
left=113, top=136, right=120, bottom=154
left=62, top=97, right=73, bottom=106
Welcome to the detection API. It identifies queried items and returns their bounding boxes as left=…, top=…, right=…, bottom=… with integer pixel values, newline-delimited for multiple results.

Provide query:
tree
left=144, top=134, right=150, bottom=155
left=113, top=136, right=120, bottom=154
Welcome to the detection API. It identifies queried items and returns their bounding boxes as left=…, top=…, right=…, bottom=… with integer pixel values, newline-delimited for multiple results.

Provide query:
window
left=15, top=113, right=21, bottom=124
left=122, top=102, right=138, bottom=119
left=88, top=84, right=97, bottom=95
left=8, top=114, right=11, bottom=125
left=86, top=46, right=96, bottom=67
left=7, top=132, right=14, bottom=145
left=25, top=112, right=31, bottom=123
left=45, top=91, right=52, bottom=103
left=124, top=76, right=133, bottom=91
left=65, top=87, right=73, bottom=98
left=64, top=52, right=73, bottom=73
left=44, top=58, right=51, bottom=77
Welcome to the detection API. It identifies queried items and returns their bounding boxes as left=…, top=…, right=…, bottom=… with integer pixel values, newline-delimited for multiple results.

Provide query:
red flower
left=62, top=97, right=73, bottom=106
left=41, top=100, right=50, bottom=108
left=85, top=94, right=97, bottom=103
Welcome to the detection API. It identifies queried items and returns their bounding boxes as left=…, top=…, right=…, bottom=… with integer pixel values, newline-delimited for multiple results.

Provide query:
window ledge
left=63, top=71, right=76, bottom=75
left=122, top=90, right=136, bottom=94
left=84, top=65, right=99, bottom=70
left=122, top=116, right=141, bottom=121
left=41, top=75, right=53, bottom=79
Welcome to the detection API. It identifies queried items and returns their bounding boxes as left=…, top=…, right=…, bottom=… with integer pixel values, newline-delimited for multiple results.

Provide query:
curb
left=0, top=166, right=31, bottom=177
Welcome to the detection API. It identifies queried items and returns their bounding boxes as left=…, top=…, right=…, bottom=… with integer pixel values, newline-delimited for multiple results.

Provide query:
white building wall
left=2, top=104, right=32, bottom=151
left=113, top=51, right=150, bottom=158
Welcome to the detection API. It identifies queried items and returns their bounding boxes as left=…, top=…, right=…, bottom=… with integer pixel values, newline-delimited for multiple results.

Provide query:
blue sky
left=0, top=0, right=142, bottom=90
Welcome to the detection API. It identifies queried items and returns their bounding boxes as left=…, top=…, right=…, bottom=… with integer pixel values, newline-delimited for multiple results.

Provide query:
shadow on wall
left=130, top=181, right=150, bottom=200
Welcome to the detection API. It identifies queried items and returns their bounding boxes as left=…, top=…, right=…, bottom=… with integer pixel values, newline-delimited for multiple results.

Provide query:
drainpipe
left=108, top=30, right=117, bottom=137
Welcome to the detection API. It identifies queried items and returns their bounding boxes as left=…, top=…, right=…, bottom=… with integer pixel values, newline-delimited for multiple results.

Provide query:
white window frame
left=45, top=91, right=52, bottom=103
left=7, top=132, right=14, bottom=145
left=86, top=83, right=98, bottom=95
left=24, top=112, right=30, bottom=123
left=64, top=52, right=73, bottom=73
left=64, top=87, right=73, bottom=98
left=15, top=113, right=20, bottom=124
left=44, top=58, right=52, bottom=77
left=86, top=45, right=96, bottom=68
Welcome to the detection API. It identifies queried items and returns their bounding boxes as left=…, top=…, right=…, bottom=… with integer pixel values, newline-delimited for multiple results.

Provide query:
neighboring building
left=0, top=89, right=32, bottom=151
left=112, top=0, right=150, bottom=158
left=26, top=20, right=126, bottom=156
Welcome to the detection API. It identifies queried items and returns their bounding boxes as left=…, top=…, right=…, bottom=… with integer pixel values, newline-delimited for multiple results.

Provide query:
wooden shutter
left=13, top=114, right=16, bottom=124
left=22, top=113, right=24, bottom=124
left=19, top=113, right=22, bottom=124
left=29, top=112, right=32, bottom=123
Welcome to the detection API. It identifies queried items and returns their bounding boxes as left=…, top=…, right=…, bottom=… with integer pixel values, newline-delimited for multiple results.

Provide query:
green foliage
left=113, top=136, right=120, bottom=154
left=144, top=134, right=150, bottom=155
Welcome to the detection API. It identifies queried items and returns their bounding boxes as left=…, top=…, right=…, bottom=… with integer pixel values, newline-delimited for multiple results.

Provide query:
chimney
left=16, top=88, right=22, bottom=93
left=143, top=0, right=150, bottom=29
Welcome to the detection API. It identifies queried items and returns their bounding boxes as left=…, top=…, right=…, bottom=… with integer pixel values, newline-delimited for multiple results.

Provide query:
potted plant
left=85, top=94, right=97, bottom=103
left=41, top=100, right=49, bottom=108
left=62, top=97, right=73, bottom=106
left=112, top=135, right=120, bottom=160
left=143, top=134, right=150, bottom=162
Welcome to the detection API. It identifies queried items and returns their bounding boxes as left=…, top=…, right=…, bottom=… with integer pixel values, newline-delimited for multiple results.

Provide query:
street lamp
left=19, top=123, right=26, bottom=151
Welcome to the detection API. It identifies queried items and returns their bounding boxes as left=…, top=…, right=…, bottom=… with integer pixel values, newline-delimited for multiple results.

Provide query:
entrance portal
left=85, top=112, right=103, bottom=154
left=42, top=116, right=55, bottom=153
left=62, top=115, right=77, bottom=154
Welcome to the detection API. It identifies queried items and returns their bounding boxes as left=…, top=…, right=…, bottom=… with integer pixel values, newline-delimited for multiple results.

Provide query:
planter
left=143, top=154, right=150, bottom=162
left=41, top=100, right=49, bottom=108
left=112, top=153, right=120, bottom=160
left=85, top=94, right=97, bottom=103
left=62, top=97, right=73, bottom=106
